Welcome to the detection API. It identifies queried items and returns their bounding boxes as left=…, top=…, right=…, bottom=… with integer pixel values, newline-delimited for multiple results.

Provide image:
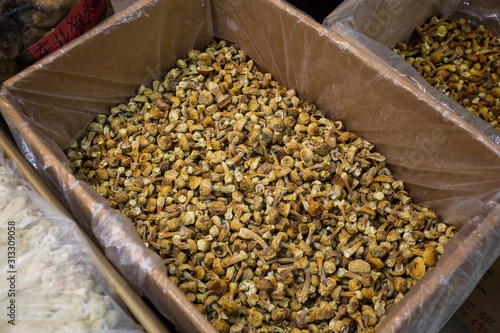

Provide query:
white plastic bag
left=0, top=146, right=144, bottom=332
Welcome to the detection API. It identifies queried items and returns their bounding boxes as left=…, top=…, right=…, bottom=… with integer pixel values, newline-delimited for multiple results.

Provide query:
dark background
left=284, top=0, right=344, bottom=23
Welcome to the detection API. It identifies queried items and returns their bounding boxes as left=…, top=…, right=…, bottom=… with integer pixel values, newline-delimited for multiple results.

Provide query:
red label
left=28, top=0, right=107, bottom=61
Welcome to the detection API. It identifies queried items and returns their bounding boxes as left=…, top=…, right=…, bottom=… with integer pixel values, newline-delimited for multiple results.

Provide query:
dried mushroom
left=393, top=16, right=500, bottom=131
left=0, top=0, right=112, bottom=82
left=66, top=39, right=459, bottom=332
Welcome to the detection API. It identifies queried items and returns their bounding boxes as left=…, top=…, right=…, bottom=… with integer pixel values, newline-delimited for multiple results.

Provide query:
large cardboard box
left=1, top=0, right=500, bottom=332
left=455, top=258, right=500, bottom=333
left=323, top=0, right=500, bottom=144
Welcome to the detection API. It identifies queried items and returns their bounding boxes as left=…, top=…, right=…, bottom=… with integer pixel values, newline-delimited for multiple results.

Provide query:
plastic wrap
left=323, top=0, right=500, bottom=145
left=0, top=0, right=499, bottom=332
left=0, top=0, right=114, bottom=83
left=0, top=146, right=144, bottom=332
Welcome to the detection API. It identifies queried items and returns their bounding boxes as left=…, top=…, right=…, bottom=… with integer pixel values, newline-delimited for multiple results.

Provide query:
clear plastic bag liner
left=0, top=0, right=499, bottom=332
left=0, top=147, right=144, bottom=332
left=323, top=0, right=500, bottom=145
left=324, top=0, right=500, bottom=48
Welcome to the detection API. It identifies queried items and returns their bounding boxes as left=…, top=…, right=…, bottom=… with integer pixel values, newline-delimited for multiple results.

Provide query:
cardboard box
left=323, top=0, right=500, bottom=144
left=455, top=258, right=500, bottom=333
left=1, top=0, right=500, bottom=332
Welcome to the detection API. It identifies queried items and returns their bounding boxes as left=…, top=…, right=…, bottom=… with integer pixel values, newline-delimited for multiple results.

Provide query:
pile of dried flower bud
left=66, top=39, right=459, bottom=333
left=393, top=16, right=500, bottom=131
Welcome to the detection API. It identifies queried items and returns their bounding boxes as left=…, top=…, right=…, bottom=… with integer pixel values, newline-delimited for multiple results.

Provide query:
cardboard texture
left=0, top=0, right=500, bottom=332
left=323, top=0, right=500, bottom=145
left=455, top=258, right=500, bottom=333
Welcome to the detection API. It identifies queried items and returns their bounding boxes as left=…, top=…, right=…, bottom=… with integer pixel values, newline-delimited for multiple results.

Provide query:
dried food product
left=66, top=39, right=459, bottom=332
left=393, top=16, right=500, bottom=131
left=0, top=0, right=113, bottom=82
left=0, top=155, right=144, bottom=332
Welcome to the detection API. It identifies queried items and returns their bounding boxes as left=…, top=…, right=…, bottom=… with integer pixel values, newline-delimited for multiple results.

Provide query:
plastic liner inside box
left=323, top=0, right=500, bottom=145
left=0, top=0, right=500, bottom=332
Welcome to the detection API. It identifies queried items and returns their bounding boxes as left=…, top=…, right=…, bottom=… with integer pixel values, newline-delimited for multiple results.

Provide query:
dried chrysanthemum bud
left=408, top=256, right=426, bottom=280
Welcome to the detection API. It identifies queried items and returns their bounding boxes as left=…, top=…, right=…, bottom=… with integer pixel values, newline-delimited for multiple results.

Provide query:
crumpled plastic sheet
left=0, top=146, right=145, bottom=332
left=323, top=0, right=500, bottom=145
left=0, top=0, right=114, bottom=82
left=0, top=0, right=499, bottom=333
